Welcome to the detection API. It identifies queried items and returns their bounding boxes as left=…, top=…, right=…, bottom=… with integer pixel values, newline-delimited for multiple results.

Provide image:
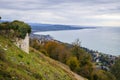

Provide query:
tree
left=44, top=41, right=58, bottom=59
left=110, top=57, right=120, bottom=80
left=71, top=39, right=92, bottom=66
left=44, top=41, right=71, bottom=63
left=66, top=56, right=80, bottom=71
left=91, top=70, right=116, bottom=80
left=0, top=16, right=2, bottom=23
left=71, top=39, right=93, bottom=79
left=72, top=39, right=82, bottom=60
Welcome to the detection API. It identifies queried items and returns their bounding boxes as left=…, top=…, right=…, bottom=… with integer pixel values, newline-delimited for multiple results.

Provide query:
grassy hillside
left=0, top=35, right=86, bottom=80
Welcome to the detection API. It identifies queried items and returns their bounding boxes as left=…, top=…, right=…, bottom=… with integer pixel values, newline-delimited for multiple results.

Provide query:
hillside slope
left=0, top=35, right=86, bottom=80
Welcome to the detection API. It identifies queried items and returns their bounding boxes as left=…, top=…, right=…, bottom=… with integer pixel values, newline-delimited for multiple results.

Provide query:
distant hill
left=0, top=20, right=96, bottom=32
left=29, top=23, right=96, bottom=32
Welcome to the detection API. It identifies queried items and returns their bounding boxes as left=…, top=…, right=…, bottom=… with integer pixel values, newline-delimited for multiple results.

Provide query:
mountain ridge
left=29, top=23, right=96, bottom=32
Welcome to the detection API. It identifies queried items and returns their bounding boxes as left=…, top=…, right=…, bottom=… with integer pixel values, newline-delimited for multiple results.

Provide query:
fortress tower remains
left=15, top=33, right=29, bottom=53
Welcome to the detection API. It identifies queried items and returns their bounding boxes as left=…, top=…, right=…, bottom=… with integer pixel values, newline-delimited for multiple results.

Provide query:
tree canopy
left=110, top=57, right=120, bottom=80
left=30, top=38, right=116, bottom=80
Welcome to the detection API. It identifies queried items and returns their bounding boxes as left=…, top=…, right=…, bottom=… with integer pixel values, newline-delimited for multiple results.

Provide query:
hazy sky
left=0, top=0, right=120, bottom=26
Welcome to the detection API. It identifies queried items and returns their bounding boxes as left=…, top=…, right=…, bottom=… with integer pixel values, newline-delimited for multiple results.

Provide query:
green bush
left=0, top=70, right=11, bottom=80
left=40, top=49, right=49, bottom=56
left=0, top=48, right=6, bottom=61
left=18, top=54, right=23, bottom=58
left=32, top=73, right=42, bottom=80
left=91, top=70, right=116, bottom=80
left=27, top=61, right=30, bottom=65
left=66, top=56, right=80, bottom=71
left=0, top=20, right=31, bottom=39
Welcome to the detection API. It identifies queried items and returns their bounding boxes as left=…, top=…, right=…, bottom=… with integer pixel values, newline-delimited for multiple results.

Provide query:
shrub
left=18, top=54, right=23, bottom=58
left=0, top=20, right=31, bottom=39
left=0, top=70, right=11, bottom=80
left=91, top=70, right=116, bottom=80
left=32, top=73, right=42, bottom=80
left=0, top=48, right=6, bottom=61
left=66, top=56, right=80, bottom=71
left=27, top=62, right=30, bottom=65
left=40, top=49, right=49, bottom=56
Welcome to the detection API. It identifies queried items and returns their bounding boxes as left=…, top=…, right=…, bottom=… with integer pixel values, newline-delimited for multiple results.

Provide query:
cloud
left=0, top=0, right=120, bottom=26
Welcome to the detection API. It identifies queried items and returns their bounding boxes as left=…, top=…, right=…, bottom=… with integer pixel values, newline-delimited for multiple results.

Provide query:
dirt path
left=72, top=72, right=87, bottom=80
left=42, top=53, right=87, bottom=80
left=57, top=62, right=87, bottom=80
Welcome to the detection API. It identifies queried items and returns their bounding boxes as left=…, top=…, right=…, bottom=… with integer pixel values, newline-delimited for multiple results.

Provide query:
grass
left=0, top=35, right=86, bottom=80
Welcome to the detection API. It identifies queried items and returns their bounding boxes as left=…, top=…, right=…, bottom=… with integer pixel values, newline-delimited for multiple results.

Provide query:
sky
left=0, top=0, right=120, bottom=26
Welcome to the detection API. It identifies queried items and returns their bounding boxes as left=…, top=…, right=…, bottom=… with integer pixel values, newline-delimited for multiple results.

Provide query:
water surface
left=34, top=27, right=120, bottom=56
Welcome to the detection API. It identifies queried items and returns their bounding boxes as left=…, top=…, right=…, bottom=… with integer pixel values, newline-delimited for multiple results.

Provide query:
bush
left=0, top=48, right=6, bottom=61
left=77, top=65, right=93, bottom=79
left=32, top=73, right=42, bottom=80
left=91, top=70, right=116, bottom=80
left=18, top=54, right=23, bottom=58
left=40, top=49, right=49, bottom=56
left=0, top=70, right=11, bottom=80
left=44, top=41, right=71, bottom=63
left=27, top=62, right=30, bottom=65
left=66, top=56, right=80, bottom=71
left=0, top=20, right=31, bottom=39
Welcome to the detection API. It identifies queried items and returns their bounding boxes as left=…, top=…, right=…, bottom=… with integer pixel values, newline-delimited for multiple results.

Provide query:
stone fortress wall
left=15, top=33, right=29, bottom=53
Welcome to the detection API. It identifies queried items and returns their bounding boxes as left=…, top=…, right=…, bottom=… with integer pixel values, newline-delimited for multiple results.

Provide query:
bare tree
left=0, top=16, right=1, bottom=22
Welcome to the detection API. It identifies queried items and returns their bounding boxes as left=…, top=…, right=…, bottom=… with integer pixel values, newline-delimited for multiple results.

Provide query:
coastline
left=30, top=32, right=117, bottom=72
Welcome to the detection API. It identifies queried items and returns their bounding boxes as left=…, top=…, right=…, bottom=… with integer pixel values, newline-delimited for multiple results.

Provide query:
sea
left=34, top=27, right=120, bottom=56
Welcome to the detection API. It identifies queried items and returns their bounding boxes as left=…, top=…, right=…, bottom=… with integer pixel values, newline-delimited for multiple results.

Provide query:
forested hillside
left=30, top=38, right=117, bottom=80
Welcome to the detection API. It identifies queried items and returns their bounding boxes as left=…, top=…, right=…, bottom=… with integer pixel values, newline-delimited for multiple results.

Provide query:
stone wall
left=15, top=33, right=29, bottom=53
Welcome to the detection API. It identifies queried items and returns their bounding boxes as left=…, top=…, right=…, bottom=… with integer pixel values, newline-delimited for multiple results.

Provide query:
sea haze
left=34, top=27, right=120, bottom=56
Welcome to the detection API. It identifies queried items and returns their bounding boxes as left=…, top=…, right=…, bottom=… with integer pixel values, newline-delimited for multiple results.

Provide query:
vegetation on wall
left=0, top=20, right=31, bottom=39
